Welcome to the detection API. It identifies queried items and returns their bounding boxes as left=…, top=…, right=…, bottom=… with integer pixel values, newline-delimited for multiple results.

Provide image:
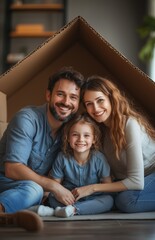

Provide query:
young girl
left=48, top=113, right=113, bottom=218
left=78, top=75, right=155, bottom=213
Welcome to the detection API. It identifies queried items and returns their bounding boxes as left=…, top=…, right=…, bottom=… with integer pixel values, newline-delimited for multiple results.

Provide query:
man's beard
left=49, top=103, right=76, bottom=123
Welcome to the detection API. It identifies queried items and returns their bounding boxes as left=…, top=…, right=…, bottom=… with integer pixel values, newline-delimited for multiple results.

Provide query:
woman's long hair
left=62, top=113, right=101, bottom=158
left=81, top=76, right=155, bottom=159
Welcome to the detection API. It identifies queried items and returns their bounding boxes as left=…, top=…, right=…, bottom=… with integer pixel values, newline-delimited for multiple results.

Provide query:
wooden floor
left=1, top=220, right=155, bottom=240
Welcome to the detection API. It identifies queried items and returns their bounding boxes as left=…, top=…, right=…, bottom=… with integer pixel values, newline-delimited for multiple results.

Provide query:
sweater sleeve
left=121, top=118, right=144, bottom=190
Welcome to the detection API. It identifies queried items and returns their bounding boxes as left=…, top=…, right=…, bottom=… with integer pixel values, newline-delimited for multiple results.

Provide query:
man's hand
left=54, top=184, right=75, bottom=206
left=5, top=162, right=75, bottom=206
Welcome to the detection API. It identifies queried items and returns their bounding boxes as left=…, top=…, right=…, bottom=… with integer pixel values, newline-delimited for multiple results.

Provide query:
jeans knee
left=99, top=195, right=114, bottom=211
left=0, top=180, right=44, bottom=212
left=115, top=192, right=129, bottom=212
left=24, top=180, right=44, bottom=203
left=106, top=195, right=114, bottom=210
left=115, top=191, right=136, bottom=213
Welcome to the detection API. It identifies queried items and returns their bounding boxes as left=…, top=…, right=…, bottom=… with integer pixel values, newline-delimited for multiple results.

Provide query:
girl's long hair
left=81, top=76, right=155, bottom=159
left=62, top=113, right=101, bottom=157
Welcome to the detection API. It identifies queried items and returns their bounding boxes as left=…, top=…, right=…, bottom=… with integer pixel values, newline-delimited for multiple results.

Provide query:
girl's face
left=68, top=122, right=95, bottom=154
left=83, top=90, right=112, bottom=126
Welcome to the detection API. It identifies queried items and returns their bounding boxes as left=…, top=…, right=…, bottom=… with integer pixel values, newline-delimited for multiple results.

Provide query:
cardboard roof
left=0, top=16, right=155, bottom=123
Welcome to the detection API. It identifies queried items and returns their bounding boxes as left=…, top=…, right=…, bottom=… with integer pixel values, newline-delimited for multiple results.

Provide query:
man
left=0, top=66, right=84, bottom=231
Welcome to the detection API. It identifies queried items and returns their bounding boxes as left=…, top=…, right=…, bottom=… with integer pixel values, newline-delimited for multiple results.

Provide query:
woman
left=72, top=75, right=155, bottom=213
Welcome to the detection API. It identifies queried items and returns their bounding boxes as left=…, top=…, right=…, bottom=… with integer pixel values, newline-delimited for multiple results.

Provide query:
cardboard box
left=0, top=91, right=7, bottom=122
left=0, top=122, right=8, bottom=139
left=0, top=16, right=154, bottom=124
left=0, top=91, right=7, bottom=138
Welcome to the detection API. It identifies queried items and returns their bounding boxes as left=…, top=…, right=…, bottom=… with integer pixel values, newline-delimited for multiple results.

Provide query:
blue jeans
left=115, top=172, right=155, bottom=213
left=48, top=193, right=114, bottom=215
left=0, top=174, right=43, bottom=213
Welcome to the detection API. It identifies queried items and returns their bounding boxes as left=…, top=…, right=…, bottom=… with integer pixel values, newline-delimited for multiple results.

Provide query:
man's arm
left=5, top=162, right=75, bottom=205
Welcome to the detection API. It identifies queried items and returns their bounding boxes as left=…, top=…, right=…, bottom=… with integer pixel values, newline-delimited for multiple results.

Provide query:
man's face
left=46, top=79, right=80, bottom=122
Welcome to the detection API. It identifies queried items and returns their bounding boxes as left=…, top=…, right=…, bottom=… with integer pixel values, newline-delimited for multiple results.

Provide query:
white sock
left=28, top=205, right=54, bottom=217
left=37, top=205, right=54, bottom=217
left=54, top=205, right=75, bottom=218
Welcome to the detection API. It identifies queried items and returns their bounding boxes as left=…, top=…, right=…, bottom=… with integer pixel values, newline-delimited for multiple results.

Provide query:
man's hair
left=47, top=66, right=84, bottom=93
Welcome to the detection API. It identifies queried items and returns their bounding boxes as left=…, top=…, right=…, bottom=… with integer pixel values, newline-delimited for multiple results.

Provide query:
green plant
left=138, top=15, right=155, bottom=62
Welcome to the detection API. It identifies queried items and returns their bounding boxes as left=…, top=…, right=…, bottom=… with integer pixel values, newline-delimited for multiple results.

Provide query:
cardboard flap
left=0, top=91, right=7, bottom=122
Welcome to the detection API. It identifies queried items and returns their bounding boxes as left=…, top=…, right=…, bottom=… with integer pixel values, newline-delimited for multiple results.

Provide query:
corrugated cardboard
left=0, top=91, right=7, bottom=122
left=0, top=16, right=154, bottom=124
left=0, top=122, right=8, bottom=139
left=0, top=91, right=7, bottom=138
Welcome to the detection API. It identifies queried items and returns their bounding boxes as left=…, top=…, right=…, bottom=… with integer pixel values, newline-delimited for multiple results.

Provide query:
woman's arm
left=121, top=118, right=144, bottom=190
left=72, top=174, right=126, bottom=200
left=72, top=181, right=127, bottom=201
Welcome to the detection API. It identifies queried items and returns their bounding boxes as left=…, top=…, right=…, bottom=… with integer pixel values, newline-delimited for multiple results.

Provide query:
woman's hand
left=72, top=185, right=94, bottom=201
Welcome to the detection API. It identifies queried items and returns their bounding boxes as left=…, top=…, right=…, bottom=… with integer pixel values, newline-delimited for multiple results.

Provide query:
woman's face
left=83, top=90, right=112, bottom=126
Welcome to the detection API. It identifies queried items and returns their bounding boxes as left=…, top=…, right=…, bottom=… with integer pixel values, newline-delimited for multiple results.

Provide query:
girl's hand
left=72, top=185, right=94, bottom=201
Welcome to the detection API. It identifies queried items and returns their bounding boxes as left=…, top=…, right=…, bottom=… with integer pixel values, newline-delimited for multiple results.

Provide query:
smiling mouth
left=56, top=103, right=72, bottom=113
left=59, top=106, right=71, bottom=112
left=94, top=111, right=105, bottom=117
left=75, top=144, right=86, bottom=147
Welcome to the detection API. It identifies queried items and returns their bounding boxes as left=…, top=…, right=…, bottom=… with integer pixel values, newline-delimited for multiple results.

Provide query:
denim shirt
left=0, top=104, right=62, bottom=176
left=50, top=151, right=110, bottom=190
